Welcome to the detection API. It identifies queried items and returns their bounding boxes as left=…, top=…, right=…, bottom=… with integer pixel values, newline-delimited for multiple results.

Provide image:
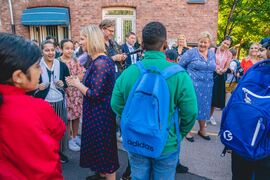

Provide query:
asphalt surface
left=62, top=108, right=231, bottom=180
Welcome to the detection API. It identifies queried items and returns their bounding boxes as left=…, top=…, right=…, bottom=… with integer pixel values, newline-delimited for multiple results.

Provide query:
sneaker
left=176, top=163, right=189, bottom=173
left=74, top=136, right=81, bottom=146
left=69, top=139, right=80, bottom=151
left=210, top=116, right=217, bottom=125
left=59, top=152, right=69, bottom=164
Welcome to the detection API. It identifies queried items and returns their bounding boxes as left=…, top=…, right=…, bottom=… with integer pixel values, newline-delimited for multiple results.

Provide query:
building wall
left=0, top=0, right=12, bottom=33
left=0, top=0, right=219, bottom=44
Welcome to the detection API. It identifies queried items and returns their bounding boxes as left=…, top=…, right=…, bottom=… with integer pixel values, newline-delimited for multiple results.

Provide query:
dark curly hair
left=142, top=21, right=167, bottom=51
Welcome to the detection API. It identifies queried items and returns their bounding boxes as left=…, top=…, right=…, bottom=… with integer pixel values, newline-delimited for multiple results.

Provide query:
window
left=103, top=8, right=136, bottom=44
left=105, top=9, right=134, bottom=16
left=29, top=25, right=69, bottom=43
left=46, top=26, right=58, bottom=41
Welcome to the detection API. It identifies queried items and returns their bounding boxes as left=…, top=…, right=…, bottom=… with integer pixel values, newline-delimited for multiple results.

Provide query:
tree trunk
left=223, top=0, right=239, bottom=38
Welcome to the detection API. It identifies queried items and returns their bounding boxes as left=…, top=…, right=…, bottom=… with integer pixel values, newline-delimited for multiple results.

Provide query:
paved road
left=62, top=109, right=231, bottom=180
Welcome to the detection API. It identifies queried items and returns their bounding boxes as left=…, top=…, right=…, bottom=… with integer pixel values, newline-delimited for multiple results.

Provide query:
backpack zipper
left=251, top=118, right=263, bottom=146
left=243, top=88, right=270, bottom=99
left=242, top=88, right=270, bottom=104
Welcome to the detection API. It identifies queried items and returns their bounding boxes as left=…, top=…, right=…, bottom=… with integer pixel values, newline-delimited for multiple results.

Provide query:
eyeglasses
left=105, top=28, right=115, bottom=33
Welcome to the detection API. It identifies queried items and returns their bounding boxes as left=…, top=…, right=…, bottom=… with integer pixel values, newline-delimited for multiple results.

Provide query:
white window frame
left=102, top=7, right=136, bottom=44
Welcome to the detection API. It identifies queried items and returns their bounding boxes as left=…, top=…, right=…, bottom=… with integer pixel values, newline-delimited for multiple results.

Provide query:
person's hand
left=65, top=76, right=81, bottom=88
left=78, top=72, right=84, bottom=81
left=122, top=54, right=127, bottom=61
left=55, top=80, right=64, bottom=88
left=112, top=54, right=127, bottom=62
left=216, top=68, right=222, bottom=75
left=38, top=83, right=49, bottom=91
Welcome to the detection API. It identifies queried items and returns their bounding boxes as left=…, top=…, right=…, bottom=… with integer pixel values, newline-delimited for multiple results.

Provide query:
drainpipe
left=8, top=0, right=15, bottom=34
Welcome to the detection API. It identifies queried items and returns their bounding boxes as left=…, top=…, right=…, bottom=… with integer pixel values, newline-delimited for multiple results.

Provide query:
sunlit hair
left=250, top=42, right=260, bottom=48
left=248, top=42, right=260, bottom=56
left=80, top=25, right=105, bottom=56
left=99, top=19, right=115, bottom=29
left=177, top=34, right=187, bottom=47
left=198, top=31, right=212, bottom=42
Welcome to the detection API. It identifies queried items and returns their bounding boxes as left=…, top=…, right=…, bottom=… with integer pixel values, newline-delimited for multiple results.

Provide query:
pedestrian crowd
left=0, top=19, right=270, bottom=180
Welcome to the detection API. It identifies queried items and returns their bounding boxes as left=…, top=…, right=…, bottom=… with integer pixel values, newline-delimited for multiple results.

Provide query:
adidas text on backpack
left=220, top=60, right=270, bottom=160
left=121, top=61, right=183, bottom=158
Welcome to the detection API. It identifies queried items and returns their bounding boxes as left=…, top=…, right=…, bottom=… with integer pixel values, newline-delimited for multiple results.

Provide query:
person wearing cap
left=259, top=37, right=270, bottom=60
left=165, top=49, right=179, bottom=63
left=231, top=37, right=270, bottom=180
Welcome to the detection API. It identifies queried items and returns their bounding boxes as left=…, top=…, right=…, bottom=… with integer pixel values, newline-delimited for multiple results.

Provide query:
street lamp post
left=8, top=0, right=15, bottom=34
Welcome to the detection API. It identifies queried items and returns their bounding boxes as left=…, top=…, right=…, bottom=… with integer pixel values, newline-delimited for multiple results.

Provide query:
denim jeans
left=128, top=151, right=179, bottom=180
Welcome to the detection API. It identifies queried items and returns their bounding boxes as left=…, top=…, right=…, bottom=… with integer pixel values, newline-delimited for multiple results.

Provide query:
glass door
left=103, top=8, right=136, bottom=44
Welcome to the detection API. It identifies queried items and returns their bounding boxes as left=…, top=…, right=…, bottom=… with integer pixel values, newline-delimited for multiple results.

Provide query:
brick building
left=0, top=0, right=218, bottom=45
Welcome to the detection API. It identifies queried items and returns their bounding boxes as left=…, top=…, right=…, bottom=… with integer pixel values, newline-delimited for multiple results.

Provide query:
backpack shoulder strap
left=162, top=64, right=185, bottom=79
left=136, top=61, right=146, bottom=74
left=233, top=59, right=240, bottom=66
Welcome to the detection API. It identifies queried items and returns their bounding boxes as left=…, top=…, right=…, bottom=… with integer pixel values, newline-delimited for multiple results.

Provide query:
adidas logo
left=127, top=140, right=154, bottom=152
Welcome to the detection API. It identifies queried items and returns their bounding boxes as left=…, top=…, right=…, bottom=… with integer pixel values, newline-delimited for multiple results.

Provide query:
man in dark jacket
left=99, top=19, right=127, bottom=79
left=121, top=32, right=140, bottom=68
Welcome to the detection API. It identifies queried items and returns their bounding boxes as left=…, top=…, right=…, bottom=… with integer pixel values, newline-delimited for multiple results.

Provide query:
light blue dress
left=179, top=48, right=216, bottom=120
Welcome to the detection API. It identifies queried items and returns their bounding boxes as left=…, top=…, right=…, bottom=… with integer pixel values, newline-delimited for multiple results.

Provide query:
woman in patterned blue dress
left=66, top=25, right=119, bottom=180
left=179, top=31, right=216, bottom=141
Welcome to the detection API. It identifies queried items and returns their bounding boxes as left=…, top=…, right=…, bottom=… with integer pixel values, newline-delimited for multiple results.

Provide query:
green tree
left=218, top=0, right=270, bottom=57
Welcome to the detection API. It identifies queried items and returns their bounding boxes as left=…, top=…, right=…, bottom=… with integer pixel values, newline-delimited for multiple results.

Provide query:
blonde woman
left=179, top=31, right=216, bottom=141
left=173, top=34, right=189, bottom=59
left=241, top=42, right=260, bottom=73
left=66, top=25, right=119, bottom=180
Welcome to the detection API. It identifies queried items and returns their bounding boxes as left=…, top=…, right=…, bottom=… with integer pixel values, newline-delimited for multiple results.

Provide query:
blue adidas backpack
left=220, top=59, right=270, bottom=160
left=121, top=61, right=183, bottom=158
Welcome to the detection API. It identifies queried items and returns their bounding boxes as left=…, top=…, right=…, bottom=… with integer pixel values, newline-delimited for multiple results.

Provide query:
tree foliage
left=218, top=0, right=270, bottom=56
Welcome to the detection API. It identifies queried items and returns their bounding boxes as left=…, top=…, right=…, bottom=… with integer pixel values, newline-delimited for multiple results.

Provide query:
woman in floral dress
left=59, top=39, right=84, bottom=152
left=179, top=31, right=216, bottom=141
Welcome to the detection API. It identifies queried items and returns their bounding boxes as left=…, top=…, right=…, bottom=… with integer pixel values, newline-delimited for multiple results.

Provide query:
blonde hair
left=248, top=42, right=260, bottom=56
left=198, top=31, right=212, bottom=41
left=250, top=42, right=260, bottom=48
left=177, top=34, right=187, bottom=47
left=80, top=25, right=105, bottom=56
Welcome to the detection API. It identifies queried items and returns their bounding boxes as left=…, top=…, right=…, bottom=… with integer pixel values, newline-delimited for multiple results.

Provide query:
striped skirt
left=50, top=100, right=68, bottom=152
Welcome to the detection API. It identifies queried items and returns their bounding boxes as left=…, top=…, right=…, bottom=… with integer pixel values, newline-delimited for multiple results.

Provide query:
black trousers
left=231, top=152, right=270, bottom=180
